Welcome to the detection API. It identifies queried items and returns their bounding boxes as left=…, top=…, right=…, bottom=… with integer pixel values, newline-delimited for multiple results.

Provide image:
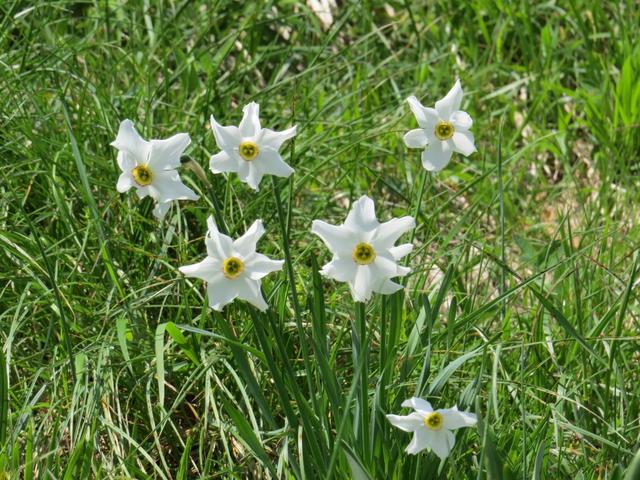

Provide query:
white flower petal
left=429, top=430, right=456, bottom=460
left=242, top=163, right=264, bottom=191
left=237, top=160, right=251, bottom=184
left=440, top=407, right=477, bottom=430
left=206, top=278, right=239, bottom=311
left=386, top=413, right=425, bottom=432
left=406, top=428, right=434, bottom=455
left=407, top=96, right=439, bottom=130
left=236, top=277, right=268, bottom=311
left=258, top=148, right=294, bottom=178
left=258, top=125, right=297, bottom=151
left=235, top=161, right=264, bottom=190
left=388, top=243, right=413, bottom=261
left=111, top=119, right=150, bottom=163
left=210, top=116, right=241, bottom=151
left=116, top=172, right=134, bottom=193
left=376, top=279, right=404, bottom=295
left=370, top=216, right=415, bottom=249
left=152, top=201, right=171, bottom=220
left=149, top=170, right=199, bottom=203
left=245, top=254, right=284, bottom=280
left=148, top=133, right=190, bottom=171
left=210, top=150, right=240, bottom=174
left=319, top=257, right=357, bottom=282
left=135, top=185, right=150, bottom=199
left=403, top=128, right=429, bottom=149
left=452, top=130, right=476, bottom=157
left=401, top=397, right=433, bottom=414
left=345, top=195, right=379, bottom=232
left=205, top=216, right=233, bottom=259
left=311, top=220, right=353, bottom=257
left=239, top=102, right=261, bottom=137
left=372, top=253, right=401, bottom=277
left=117, top=151, right=135, bottom=172
left=450, top=110, right=473, bottom=131
left=179, top=257, right=223, bottom=283
left=351, top=265, right=374, bottom=302
left=233, top=219, right=266, bottom=257
left=395, top=265, right=410, bottom=277
left=421, top=141, right=454, bottom=172
left=435, top=80, right=463, bottom=120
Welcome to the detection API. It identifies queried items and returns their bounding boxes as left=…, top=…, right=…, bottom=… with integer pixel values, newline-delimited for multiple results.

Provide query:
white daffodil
left=111, top=119, right=199, bottom=219
left=404, top=80, right=476, bottom=172
left=210, top=102, right=296, bottom=191
left=386, top=397, right=477, bottom=459
left=179, top=217, right=284, bottom=312
left=311, top=195, right=414, bottom=302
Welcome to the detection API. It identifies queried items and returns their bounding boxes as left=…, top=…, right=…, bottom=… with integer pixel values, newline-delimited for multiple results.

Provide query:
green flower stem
left=271, top=176, right=316, bottom=404
left=207, top=185, right=228, bottom=235
left=353, top=301, right=370, bottom=460
left=327, top=307, right=372, bottom=479
left=409, top=168, right=430, bottom=247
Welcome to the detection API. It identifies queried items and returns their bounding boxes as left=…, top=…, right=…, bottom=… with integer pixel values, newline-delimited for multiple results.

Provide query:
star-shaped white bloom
left=404, top=80, right=476, bottom=172
left=386, top=397, right=477, bottom=459
left=210, top=102, right=296, bottom=191
left=179, top=217, right=284, bottom=312
left=111, top=119, right=199, bottom=219
left=311, top=195, right=414, bottom=302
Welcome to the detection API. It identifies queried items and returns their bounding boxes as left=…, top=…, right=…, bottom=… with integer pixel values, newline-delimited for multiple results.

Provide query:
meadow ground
left=1, top=1, right=640, bottom=478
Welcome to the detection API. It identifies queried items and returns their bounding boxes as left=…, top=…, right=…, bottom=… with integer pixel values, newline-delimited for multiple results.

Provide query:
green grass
left=1, top=0, right=640, bottom=478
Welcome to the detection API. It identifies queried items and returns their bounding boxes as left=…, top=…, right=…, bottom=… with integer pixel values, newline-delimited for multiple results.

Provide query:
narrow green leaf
left=222, top=398, right=276, bottom=476
left=624, top=450, right=640, bottom=480
left=427, top=347, right=483, bottom=396
left=0, top=353, right=7, bottom=446
left=116, top=316, right=132, bottom=371
left=155, top=322, right=167, bottom=407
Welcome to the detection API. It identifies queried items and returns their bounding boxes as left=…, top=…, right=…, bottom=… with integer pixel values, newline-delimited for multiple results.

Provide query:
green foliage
left=1, top=0, right=639, bottom=478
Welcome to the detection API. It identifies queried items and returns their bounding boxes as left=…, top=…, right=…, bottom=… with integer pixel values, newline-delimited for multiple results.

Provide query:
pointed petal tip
left=355, top=194, right=374, bottom=205
left=206, top=215, right=219, bottom=233
left=253, top=218, right=265, bottom=229
left=254, top=302, right=268, bottom=312
left=209, top=115, right=221, bottom=130
left=310, top=219, right=323, bottom=234
left=116, top=118, right=134, bottom=131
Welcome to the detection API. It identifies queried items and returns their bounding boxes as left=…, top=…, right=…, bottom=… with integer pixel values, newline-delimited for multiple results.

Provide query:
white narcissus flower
left=386, top=397, right=477, bottom=459
left=404, top=80, right=476, bottom=172
left=179, top=217, right=284, bottom=312
left=111, top=119, right=199, bottom=219
left=311, top=195, right=414, bottom=302
left=210, top=102, right=296, bottom=191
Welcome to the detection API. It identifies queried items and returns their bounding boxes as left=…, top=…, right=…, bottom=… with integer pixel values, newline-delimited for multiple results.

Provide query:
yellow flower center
left=423, top=412, right=443, bottom=431
left=434, top=120, right=454, bottom=140
left=352, top=242, right=376, bottom=265
left=222, top=257, right=244, bottom=279
left=239, top=141, right=259, bottom=161
left=132, top=164, right=153, bottom=186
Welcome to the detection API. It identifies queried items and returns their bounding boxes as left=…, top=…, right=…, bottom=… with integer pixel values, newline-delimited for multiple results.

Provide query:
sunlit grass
left=1, top=1, right=639, bottom=478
